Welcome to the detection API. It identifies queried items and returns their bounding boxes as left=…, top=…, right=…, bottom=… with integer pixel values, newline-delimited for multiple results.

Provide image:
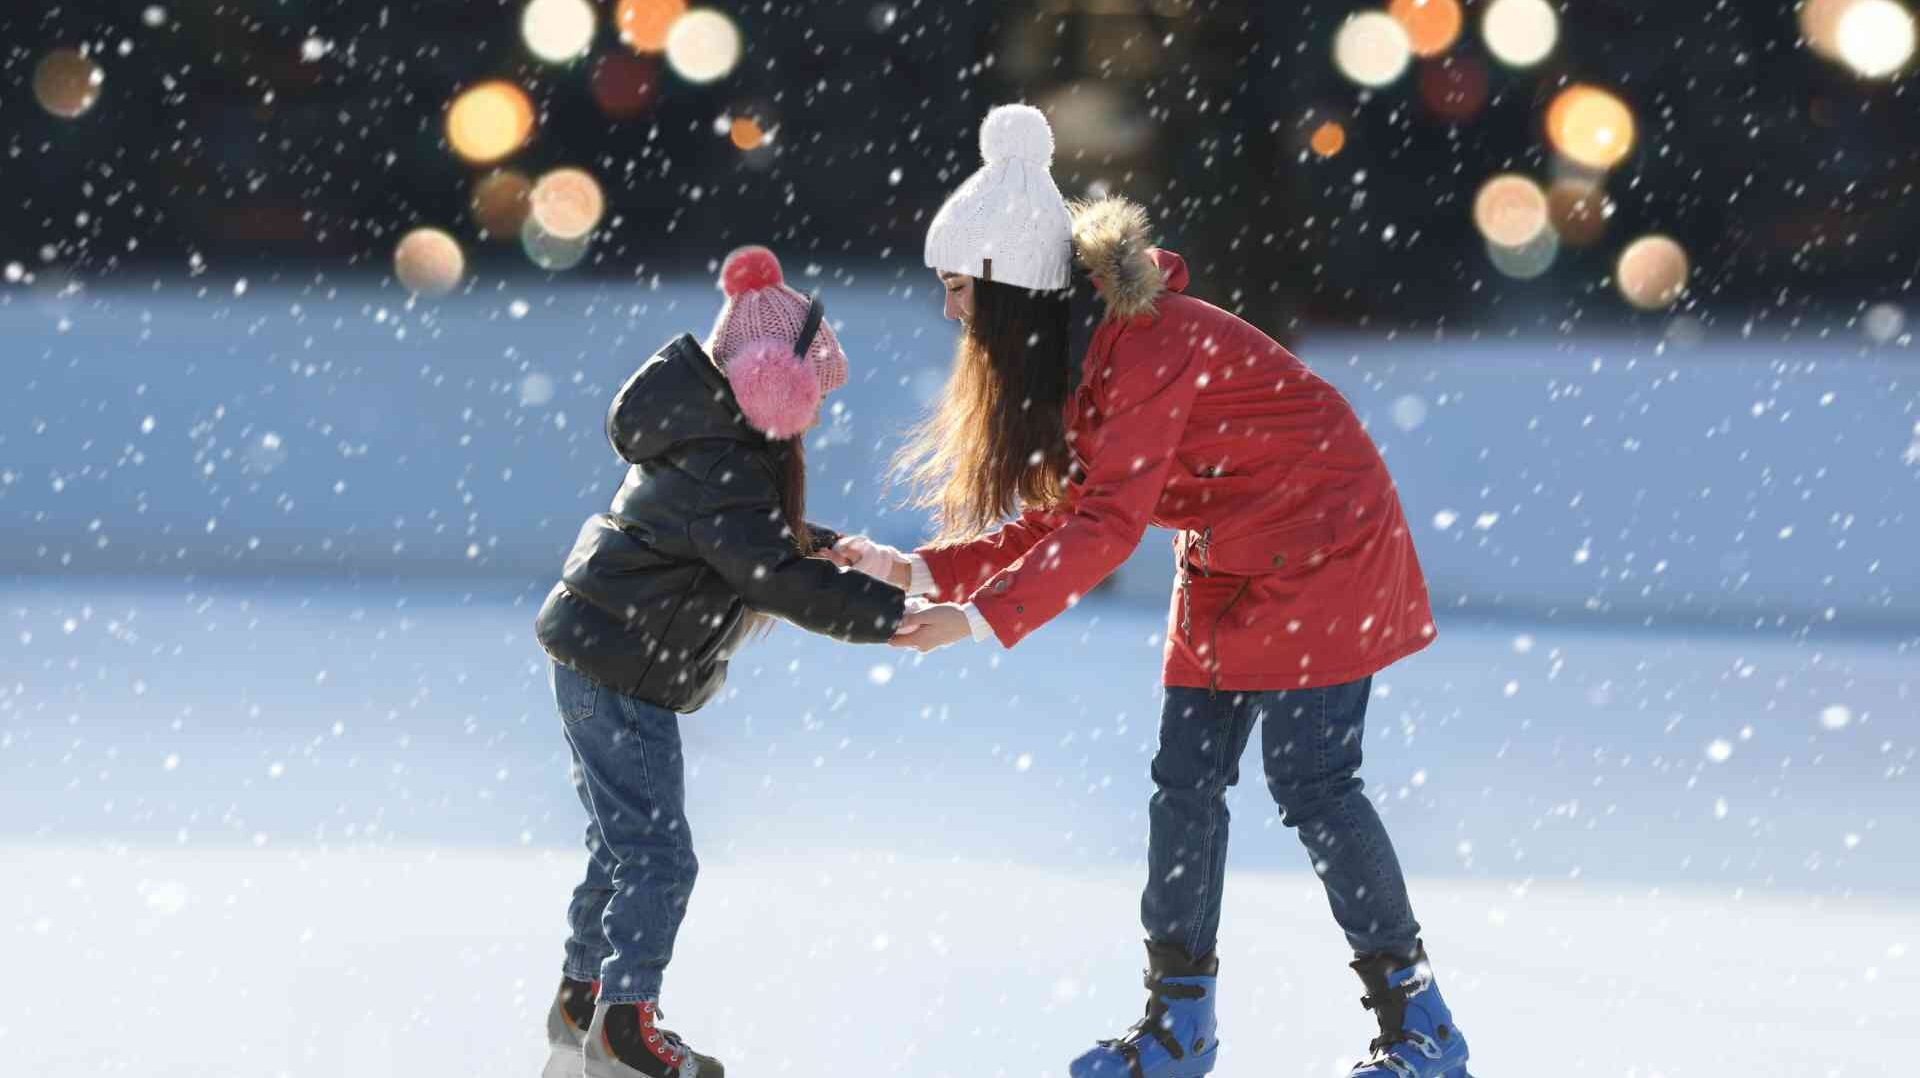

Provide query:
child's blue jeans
left=552, top=661, right=697, bottom=1004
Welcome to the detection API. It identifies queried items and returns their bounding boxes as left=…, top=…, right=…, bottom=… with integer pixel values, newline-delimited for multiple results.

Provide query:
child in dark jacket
left=533, top=246, right=905, bottom=1078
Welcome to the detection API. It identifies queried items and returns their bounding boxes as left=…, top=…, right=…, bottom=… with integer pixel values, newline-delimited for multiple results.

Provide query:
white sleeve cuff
left=906, top=554, right=936, bottom=598
left=960, top=602, right=994, bottom=643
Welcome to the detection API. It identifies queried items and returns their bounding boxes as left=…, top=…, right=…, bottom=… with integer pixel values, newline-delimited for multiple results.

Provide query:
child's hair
left=779, top=439, right=812, bottom=556
left=739, top=438, right=811, bottom=641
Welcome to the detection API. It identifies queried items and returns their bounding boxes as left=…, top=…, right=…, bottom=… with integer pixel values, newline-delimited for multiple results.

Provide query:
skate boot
left=1348, top=943, right=1471, bottom=1078
left=584, top=1000, right=724, bottom=1078
left=1070, top=940, right=1220, bottom=1078
left=543, top=976, right=597, bottom=1077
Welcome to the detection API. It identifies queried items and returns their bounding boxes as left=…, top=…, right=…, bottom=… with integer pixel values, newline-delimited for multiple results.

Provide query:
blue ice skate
left=1070, top=941, right=1219, bottom=1078
left=1348, top=943, right=1471, bottom=1078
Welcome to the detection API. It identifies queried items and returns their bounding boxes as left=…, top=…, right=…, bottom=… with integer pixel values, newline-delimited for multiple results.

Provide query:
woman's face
left=939, top=271, right=974, bottom=322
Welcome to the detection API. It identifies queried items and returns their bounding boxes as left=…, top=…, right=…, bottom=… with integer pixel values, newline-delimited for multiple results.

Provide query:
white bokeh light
left=1482, top=0, right=1558, bottom=68
left=1836, top=0, right=1917, bottom=78
left=522, top=0, right=597, bottom=64
left=665, top=9, right=742, bottom=84
left=1334, top=12, right=1414, bottom=88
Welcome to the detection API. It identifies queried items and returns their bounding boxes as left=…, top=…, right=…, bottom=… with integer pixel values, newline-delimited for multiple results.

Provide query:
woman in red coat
left=837, top=106, right=1473, bottom=1078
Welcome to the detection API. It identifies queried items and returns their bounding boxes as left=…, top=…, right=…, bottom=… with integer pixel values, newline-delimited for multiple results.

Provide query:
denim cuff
left=563, top=942, right=612, bottom=984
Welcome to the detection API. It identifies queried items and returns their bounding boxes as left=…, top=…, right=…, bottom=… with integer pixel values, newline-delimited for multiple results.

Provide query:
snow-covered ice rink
left=4, top=581, right=1915, bottom=1076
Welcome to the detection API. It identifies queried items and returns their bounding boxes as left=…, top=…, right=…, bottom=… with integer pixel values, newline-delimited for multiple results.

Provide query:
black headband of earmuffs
left=794, top=295, right=824, bottom=359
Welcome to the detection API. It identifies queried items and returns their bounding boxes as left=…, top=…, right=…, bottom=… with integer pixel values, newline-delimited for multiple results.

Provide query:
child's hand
left=833, top=535, right=912, bottom=589
left=889, top=603, right=970, bottom=652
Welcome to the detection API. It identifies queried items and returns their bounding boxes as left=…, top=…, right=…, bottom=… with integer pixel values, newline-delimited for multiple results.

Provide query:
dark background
left=4, top=0, right=1915, bottom=331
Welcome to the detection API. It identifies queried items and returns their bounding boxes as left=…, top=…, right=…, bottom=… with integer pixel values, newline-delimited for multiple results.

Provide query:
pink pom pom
left=725, top=338, right=822, bottom=439
left=719, top=246, right=784, bottom=298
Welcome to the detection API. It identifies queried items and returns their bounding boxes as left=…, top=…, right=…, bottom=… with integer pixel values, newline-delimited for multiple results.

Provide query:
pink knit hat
left=705, top=246, right=848, bottom=439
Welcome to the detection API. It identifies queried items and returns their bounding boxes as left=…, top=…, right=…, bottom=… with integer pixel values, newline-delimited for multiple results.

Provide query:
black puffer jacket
left=535, top=334, right=905, bottom=712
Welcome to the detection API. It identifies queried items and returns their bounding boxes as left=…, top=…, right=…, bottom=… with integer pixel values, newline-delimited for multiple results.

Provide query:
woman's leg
left=554, top=665, right=699, bottom=1003
left=1256, top=677, right=1421, bottom=961
left=1141, top=687, right=1261, bottom=961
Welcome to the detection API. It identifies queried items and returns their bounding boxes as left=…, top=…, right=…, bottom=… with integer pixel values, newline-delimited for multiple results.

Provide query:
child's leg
left=555, top=667, right=698, bottom=1004
left=562, top=746, right=618, bottom=983
left=1140, top=688, right=1261, bottom=961
left=1256, top=677, right=1421, bottom=961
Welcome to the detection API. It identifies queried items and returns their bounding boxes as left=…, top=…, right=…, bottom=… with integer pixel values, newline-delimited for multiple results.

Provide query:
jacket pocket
left=1201, top=516, right=1341, bottom=577
left=634, top=567, right=711, bottom=689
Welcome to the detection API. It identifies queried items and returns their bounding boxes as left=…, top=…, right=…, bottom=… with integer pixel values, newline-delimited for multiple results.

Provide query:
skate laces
left=636, top=1002, right=690, bottom=1068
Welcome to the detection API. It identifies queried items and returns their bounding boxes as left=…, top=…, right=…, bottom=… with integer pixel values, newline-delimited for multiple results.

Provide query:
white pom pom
left=979, top=103, right=1054, bottom=165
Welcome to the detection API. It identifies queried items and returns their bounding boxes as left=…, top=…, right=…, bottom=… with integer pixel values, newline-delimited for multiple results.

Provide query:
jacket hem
left=1161, top=631, right=1435, bottom=692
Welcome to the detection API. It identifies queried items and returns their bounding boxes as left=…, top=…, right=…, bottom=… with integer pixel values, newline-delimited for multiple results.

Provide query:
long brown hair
left=776, top=438, right=813, bottom=555
left=739, top=435, right=811, bottom=639
left=894, top=278, right=1073, bottom=543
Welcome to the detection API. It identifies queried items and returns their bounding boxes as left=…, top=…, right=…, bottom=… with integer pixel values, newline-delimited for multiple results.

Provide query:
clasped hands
left=815, top=536, right=971, bottom=652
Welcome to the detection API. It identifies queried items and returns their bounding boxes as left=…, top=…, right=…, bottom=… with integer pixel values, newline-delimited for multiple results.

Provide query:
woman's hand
left=889, top=603, right=971, bottom=652
left=828, top=535, right=912, bottom=590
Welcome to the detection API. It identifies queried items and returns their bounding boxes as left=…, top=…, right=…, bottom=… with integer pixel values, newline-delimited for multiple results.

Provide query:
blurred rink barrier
left=3, top=280, right=1915, bottom=631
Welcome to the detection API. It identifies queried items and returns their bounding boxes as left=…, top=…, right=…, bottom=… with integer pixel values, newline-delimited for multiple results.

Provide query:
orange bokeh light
left=1545, top=84, right=1636, bottom=171
left=446, top=81, right=536, bottom=165
left=729, top=117, right=766, bottom=151
left=1546, top=179, right=1608, bottom=247
left=618, top=0, right=687, bottom=53
left=1309, top=120, right=1347, bottom=158
left=1388, top=0, right=1464, bottom=57
left=471, top=170, right=534, bottom=241
left=1616, top=234, right=1689, bottom=310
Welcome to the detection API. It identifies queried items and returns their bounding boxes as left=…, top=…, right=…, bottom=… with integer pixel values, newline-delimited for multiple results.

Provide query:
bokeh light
left=471, top=170, right=534, bottom=241
left=1334, top=12, right=1414, bottom=88
left=33, top=49, right=104, bottom=119
left=446, top=81, right=536, bottom=165
left=617, top=0, right=687, bottom=53
left=591, top=53, right=661, bottom=120
left=394, top=228, right=466, bottom=296
left=1545, top=85, right=1637, bottom=171
left=1487, top=230, right=1559, bottom=280
left=522, top=0, right=597, bottom=64
left=1482, top=0, right=1558, bottom=68
left=1309, top=120, right=1348, bottom=158
left=1616, top=235, right=1690, bottom=310
left=1836, top=0, right=1916, bottom=78
left=729, top=116, right=766, bottom=150
left=1473, top=174, right=1550, bottom=248
left=1546, top=179, right=1609, bottom=247
left=1418, top=58, right=1489, bottom=123
left=665, top=9, right=743, bottom=84
left=1800, top=0, right=1857, bottom=59
left=1862, top=302, right=1906, bottom=343
left=523, top=217, right=593, bottom=272
left=530, top=168, right=606, bottom=240
left=1389, top=0, right=1464, bottom=58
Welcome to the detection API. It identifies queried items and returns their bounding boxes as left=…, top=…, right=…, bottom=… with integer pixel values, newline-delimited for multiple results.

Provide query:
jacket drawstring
left=1180, top=527, right=1247, bottom=694
left=1178, top=526, right=1212, bottom=641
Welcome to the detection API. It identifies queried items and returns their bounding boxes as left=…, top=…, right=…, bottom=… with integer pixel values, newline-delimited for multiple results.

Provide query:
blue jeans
left=1142, top=677, right=1422, bottom=963
left=552, top=662, right=698, bottom=1004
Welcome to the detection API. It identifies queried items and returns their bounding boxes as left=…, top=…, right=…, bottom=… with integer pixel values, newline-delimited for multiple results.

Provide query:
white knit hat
left=923, top=104, right=1072, bottom=292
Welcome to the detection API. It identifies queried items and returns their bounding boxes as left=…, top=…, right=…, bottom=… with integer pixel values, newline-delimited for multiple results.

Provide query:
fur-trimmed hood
left=1071, top=196, right=1184, bottom=321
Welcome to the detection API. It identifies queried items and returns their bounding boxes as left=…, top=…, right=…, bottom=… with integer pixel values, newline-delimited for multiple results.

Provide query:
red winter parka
left=916, top=197, right=1435, bottom=691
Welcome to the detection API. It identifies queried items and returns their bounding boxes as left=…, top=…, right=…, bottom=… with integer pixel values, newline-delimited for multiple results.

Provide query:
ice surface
left=3, top=846, right=1913, bottom=1076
